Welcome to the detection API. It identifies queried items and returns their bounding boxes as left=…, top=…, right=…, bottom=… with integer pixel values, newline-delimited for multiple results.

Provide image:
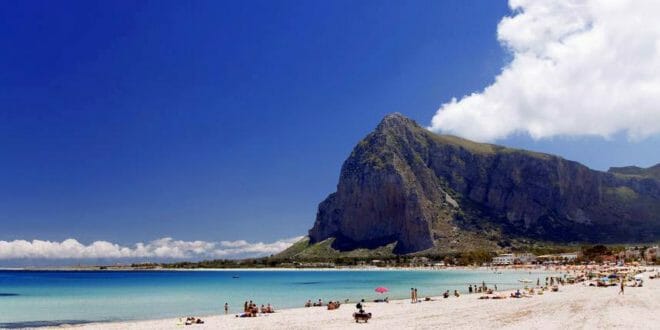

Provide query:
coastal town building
left=492, top=254, right=515, bottom=265
left=491, top=253, right=539, bottom=265
left=516, top=253, right=537, bottom=264
left=645, top=246, right=658, bottom=262
left=619, top=247, right=642, bottom=260
left=536, top=251, right=582, bottom=264
left=559, top=252, right=580, bottom=262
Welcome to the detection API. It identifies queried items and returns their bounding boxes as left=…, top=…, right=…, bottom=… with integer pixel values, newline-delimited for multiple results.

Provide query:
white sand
left=52, top=270, right=660, bottom=330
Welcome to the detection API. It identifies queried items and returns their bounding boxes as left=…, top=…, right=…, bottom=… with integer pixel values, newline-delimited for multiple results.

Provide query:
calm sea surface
left=0, top=269, right=559, bottom=327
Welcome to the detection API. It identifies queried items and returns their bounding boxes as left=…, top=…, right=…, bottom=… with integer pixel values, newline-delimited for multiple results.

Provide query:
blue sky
left=1, top=1, right=659, bottom=260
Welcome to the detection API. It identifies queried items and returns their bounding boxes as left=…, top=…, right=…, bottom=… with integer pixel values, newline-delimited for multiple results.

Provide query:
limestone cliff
left=308, top=113, right=660, bottom=254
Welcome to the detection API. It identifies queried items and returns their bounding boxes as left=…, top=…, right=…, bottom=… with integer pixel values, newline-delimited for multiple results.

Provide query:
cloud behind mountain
left=430, top=0, right=660, bottom=142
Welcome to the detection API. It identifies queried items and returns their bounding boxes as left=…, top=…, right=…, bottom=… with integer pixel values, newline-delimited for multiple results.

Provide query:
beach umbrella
left=374, top=287, right=389, bottom=294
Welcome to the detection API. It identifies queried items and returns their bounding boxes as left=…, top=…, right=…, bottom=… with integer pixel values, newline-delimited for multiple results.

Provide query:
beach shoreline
left=44, top=267, right=659, bottom=330
left=0, top=266, right=537, bottom=272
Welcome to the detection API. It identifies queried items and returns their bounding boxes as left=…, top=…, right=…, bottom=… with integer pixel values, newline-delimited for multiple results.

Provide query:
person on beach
left=414, top=288, right=418, bottom=303
left=443, top=290, right=449, bottom=298
left=494, top=284, right=497, bottom=291
left=244, top=301, right=248, bottom=313
left=469, top=285, right=473, bottom=294
left=224, top=302, right=228, bottom=314
left=619, top=279, right=625, bottom=295
left=454, top=290, right=460, bottom=297
left=411, top=288, right=415, bottom=303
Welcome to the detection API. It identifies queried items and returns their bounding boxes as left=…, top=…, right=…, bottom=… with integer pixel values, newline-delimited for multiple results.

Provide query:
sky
left=1, top=0, right=659, bottom=262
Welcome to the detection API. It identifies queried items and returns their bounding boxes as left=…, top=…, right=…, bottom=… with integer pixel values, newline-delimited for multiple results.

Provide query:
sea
left=0, top=268, right=560, bottom=328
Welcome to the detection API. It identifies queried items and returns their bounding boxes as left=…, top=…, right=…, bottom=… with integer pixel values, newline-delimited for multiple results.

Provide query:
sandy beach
left=51, top=268, right=659, bottom=330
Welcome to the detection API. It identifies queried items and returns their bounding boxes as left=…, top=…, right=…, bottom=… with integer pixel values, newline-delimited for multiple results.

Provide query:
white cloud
left=0, top=236, right=303, bottom=260
left=430, top=0, right=660, bottom=142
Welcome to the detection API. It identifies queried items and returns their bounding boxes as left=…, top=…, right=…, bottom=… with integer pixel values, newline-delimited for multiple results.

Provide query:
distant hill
left=609, top=164, right=660, bottom=180
left=285, top=113, right=660, bottom=257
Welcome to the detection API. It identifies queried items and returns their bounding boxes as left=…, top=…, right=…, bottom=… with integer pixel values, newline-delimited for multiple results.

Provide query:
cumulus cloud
left=0, top=236, right=303, bottom=260
left=430, top=0, right=660, bottom=141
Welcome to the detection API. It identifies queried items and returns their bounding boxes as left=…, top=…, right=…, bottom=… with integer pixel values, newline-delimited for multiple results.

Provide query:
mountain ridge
left=304, top=113, right=660, bottom=255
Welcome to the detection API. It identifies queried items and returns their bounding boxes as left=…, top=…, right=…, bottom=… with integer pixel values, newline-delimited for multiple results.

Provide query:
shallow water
left=0, top=269, right=558, bottom=326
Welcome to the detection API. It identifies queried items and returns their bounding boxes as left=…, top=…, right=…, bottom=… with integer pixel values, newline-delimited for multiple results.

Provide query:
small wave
left=294, top=281, right=322, bottom=285
left=0, top=320, right=94, bottom=328
left=0, top=293, right=19, bottom=297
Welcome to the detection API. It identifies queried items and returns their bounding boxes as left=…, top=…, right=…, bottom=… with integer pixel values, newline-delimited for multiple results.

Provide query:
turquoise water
left=0, top=269, right=558, bottom=327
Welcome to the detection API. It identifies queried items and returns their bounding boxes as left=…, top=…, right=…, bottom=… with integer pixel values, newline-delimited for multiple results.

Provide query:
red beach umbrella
left=374, top=287, right=389, bottom=294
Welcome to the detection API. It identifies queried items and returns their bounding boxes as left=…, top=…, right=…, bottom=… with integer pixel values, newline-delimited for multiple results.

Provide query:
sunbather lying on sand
left=327, top=301, right=341, bottom=310
left=184, top=317, right=204, bottom=325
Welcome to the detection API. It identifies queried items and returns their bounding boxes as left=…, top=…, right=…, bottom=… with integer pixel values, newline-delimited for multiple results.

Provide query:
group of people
left=236, top=300, right=275, bottom=317
left=410, top=287, right=462, bottom=302
left=468, top=282, right=496, bottom=294
left=442, top=290, right=460, bottom=298
left=327, top=300, right=342, bottom=310
left=410, top=287, right=420, bottom=303
left=180, top=316, right=204, bottom=325
left=304, top=298, right=344, bottom=309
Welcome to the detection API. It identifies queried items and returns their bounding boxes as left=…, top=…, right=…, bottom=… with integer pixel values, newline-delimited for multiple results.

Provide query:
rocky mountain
left=609, top=164, right=660, bottom=181
left=306, top=113, right=660, bottom=254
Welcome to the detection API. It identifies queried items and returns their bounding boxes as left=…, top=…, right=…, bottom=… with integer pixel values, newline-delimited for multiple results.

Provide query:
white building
left=559, top=252, right=580, bottom=261
left=516, top=253, right=537, bottom=264
left=492, top=254, right=515, bottom=265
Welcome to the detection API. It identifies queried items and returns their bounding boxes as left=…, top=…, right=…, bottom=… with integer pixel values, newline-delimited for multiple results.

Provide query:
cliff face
left=308, top=113, right=660, bottom=254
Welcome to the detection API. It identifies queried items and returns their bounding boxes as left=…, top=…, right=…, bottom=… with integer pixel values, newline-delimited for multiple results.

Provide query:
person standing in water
left=224, top=302, right=229, bottom=314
